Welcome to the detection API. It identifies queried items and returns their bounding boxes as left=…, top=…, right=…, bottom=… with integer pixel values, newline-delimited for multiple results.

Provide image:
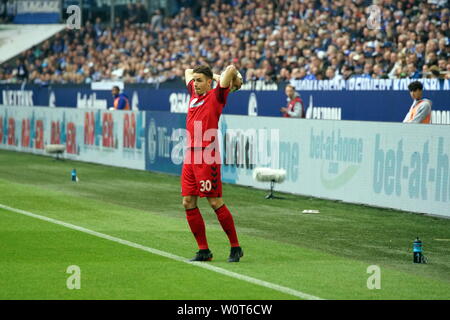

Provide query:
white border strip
left=0, top=203, right=323, bottom=300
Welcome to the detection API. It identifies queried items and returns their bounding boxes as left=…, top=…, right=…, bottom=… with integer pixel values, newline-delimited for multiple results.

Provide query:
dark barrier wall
left=1, top=80, right=449, bottom=123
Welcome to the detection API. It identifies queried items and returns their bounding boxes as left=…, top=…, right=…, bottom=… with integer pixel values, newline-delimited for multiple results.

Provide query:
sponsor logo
left=222, top=127, right=279, bottom=169
left=248, top=93, right=258, bottom=116
left=66, top=122, right=77, bottom=154
left=83, top=110, right=101, bottom=147
left=169, top=93, right=189, bottom=113
left=373, top=135, right=450, bottom=202
left=147, top=118, right=157, bottom=164
left=240, top=80, right=278, bottom=91
left=305, top=95, right=341, bottom=120
left=309, top=128, right=363, bottom=189
left=49, top=91, right=56, bottom=107
left=124, top=113, right=144, bottom=150
left=189, top=98, right=205, bottom=109
left=132, top=91, right=139, bottom=110
left=431, top=110, right=450, bottom=125
left=77, top=92, right=107, bottom=109
left=101, top=112, right=115, bottom=148
left=2, top=90, right=34, bottom=106
left=291, top=78, right=444, bottom=91
left=7, top=117, right=17, bottom=146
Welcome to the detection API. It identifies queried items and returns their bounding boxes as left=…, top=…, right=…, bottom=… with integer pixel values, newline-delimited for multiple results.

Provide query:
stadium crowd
left=0, top=0, right=449, bottom=84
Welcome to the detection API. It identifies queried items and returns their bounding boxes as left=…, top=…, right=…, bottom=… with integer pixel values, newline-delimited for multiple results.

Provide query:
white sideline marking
left=0, top=203, right=323, bottom=300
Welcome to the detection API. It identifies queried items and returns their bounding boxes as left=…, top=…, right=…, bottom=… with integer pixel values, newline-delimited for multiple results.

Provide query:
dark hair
left=408, top=81, right=423, bottom=92
left=193, top=65, right=213, bottom=79
left=112, top=86, right=120, bottom=91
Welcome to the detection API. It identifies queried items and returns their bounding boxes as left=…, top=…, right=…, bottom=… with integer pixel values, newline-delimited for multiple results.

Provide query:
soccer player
left=403, top=81, right=432, bottom=124
left=182, top=65, right=243, bottom=262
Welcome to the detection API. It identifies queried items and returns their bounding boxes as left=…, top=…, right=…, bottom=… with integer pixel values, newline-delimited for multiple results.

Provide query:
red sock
left=215, top=205, right=240, bottom=247
left=185, top=207, right=209, bottom=250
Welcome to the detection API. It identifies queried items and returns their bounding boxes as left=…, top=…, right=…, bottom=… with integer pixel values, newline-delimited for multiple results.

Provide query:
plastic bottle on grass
left=71, top=169, right=78, bottom=182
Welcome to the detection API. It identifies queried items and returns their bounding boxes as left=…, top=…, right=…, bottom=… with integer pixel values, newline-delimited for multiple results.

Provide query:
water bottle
left=71, top=168, right=77, bottom=182
left=413, top=237, right=423, bottom=263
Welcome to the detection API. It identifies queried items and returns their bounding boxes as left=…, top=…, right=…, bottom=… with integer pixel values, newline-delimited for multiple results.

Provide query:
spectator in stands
left=407, top=63, right=421, bottom=78
left=436, top=38, right=449, bottom=58
left=341, top=65, right=354, bottom=80
left=360, top=64, right=373, bottom=79
left=295, top=68, right=307, bottom=80
left=438, top=58, right=447, bottom=72
left=111, top=86, right=130, bottom=110
left=304, top=65, right=319, bottom=80
left=277, top=67, right=291, bottom=82
left=421, top=64, right=430, bottom=78
left=16, top=58, right=28, bottom=82
left=403, top=81, right=432, bottom=124
left=150, top=9, right=163, bottom=31
left=280, top=84, right=304, bottom=118
left=429, top=65, right=442, bottom=78
left=325, top=66, right=343, bottom=81
left=372, top=64, right=386, bottom=79
left=0, top=0, right=448, bottom=84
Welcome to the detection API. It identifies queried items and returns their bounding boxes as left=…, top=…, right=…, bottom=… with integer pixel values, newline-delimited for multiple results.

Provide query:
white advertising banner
left=219, top=115, right=450, bottom=218
left=0, top=107, right=145, bottom=170
left=78, top=109, right=145, bottom=169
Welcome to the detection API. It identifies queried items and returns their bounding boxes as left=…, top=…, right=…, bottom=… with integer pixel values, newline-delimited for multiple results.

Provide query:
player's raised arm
left=185, top=69, right=194, bottom=85
left=213, top=73, right=221, bottom=83
left=219, top=65, right=238, bottom=88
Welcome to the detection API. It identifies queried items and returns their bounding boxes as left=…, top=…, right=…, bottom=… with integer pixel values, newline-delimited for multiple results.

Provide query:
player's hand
left=230, top=71, right=243, bottom=92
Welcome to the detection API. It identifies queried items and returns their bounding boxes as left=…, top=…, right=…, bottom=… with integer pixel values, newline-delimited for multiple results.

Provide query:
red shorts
left=181, top=149, right=222, bottom=198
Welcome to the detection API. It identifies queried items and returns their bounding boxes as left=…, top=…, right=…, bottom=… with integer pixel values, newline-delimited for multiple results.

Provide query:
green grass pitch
left=0, top=150, right=449, bottom=300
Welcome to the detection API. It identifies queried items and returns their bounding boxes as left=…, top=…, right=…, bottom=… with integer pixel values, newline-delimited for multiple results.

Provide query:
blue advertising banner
left=145, top=111, right=186, bottom=175
left=1, top=80, right=449, bottom=123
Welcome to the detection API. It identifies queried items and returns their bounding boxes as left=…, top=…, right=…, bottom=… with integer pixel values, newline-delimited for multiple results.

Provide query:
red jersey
left=186, top=79, right=230, bottom=148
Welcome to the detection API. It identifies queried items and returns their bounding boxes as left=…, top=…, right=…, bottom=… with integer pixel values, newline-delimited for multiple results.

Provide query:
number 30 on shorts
left=199, top=180, right=212, bottom=192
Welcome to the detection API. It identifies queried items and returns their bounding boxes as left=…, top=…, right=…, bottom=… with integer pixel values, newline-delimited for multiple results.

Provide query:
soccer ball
left=230, top=71, right=243, bottom=92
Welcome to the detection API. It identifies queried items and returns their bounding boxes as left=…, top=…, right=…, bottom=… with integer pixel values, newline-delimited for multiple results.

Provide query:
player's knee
left=207, top=197, right=223, bottom=210
left=182, top=196, right=197, bottom=209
